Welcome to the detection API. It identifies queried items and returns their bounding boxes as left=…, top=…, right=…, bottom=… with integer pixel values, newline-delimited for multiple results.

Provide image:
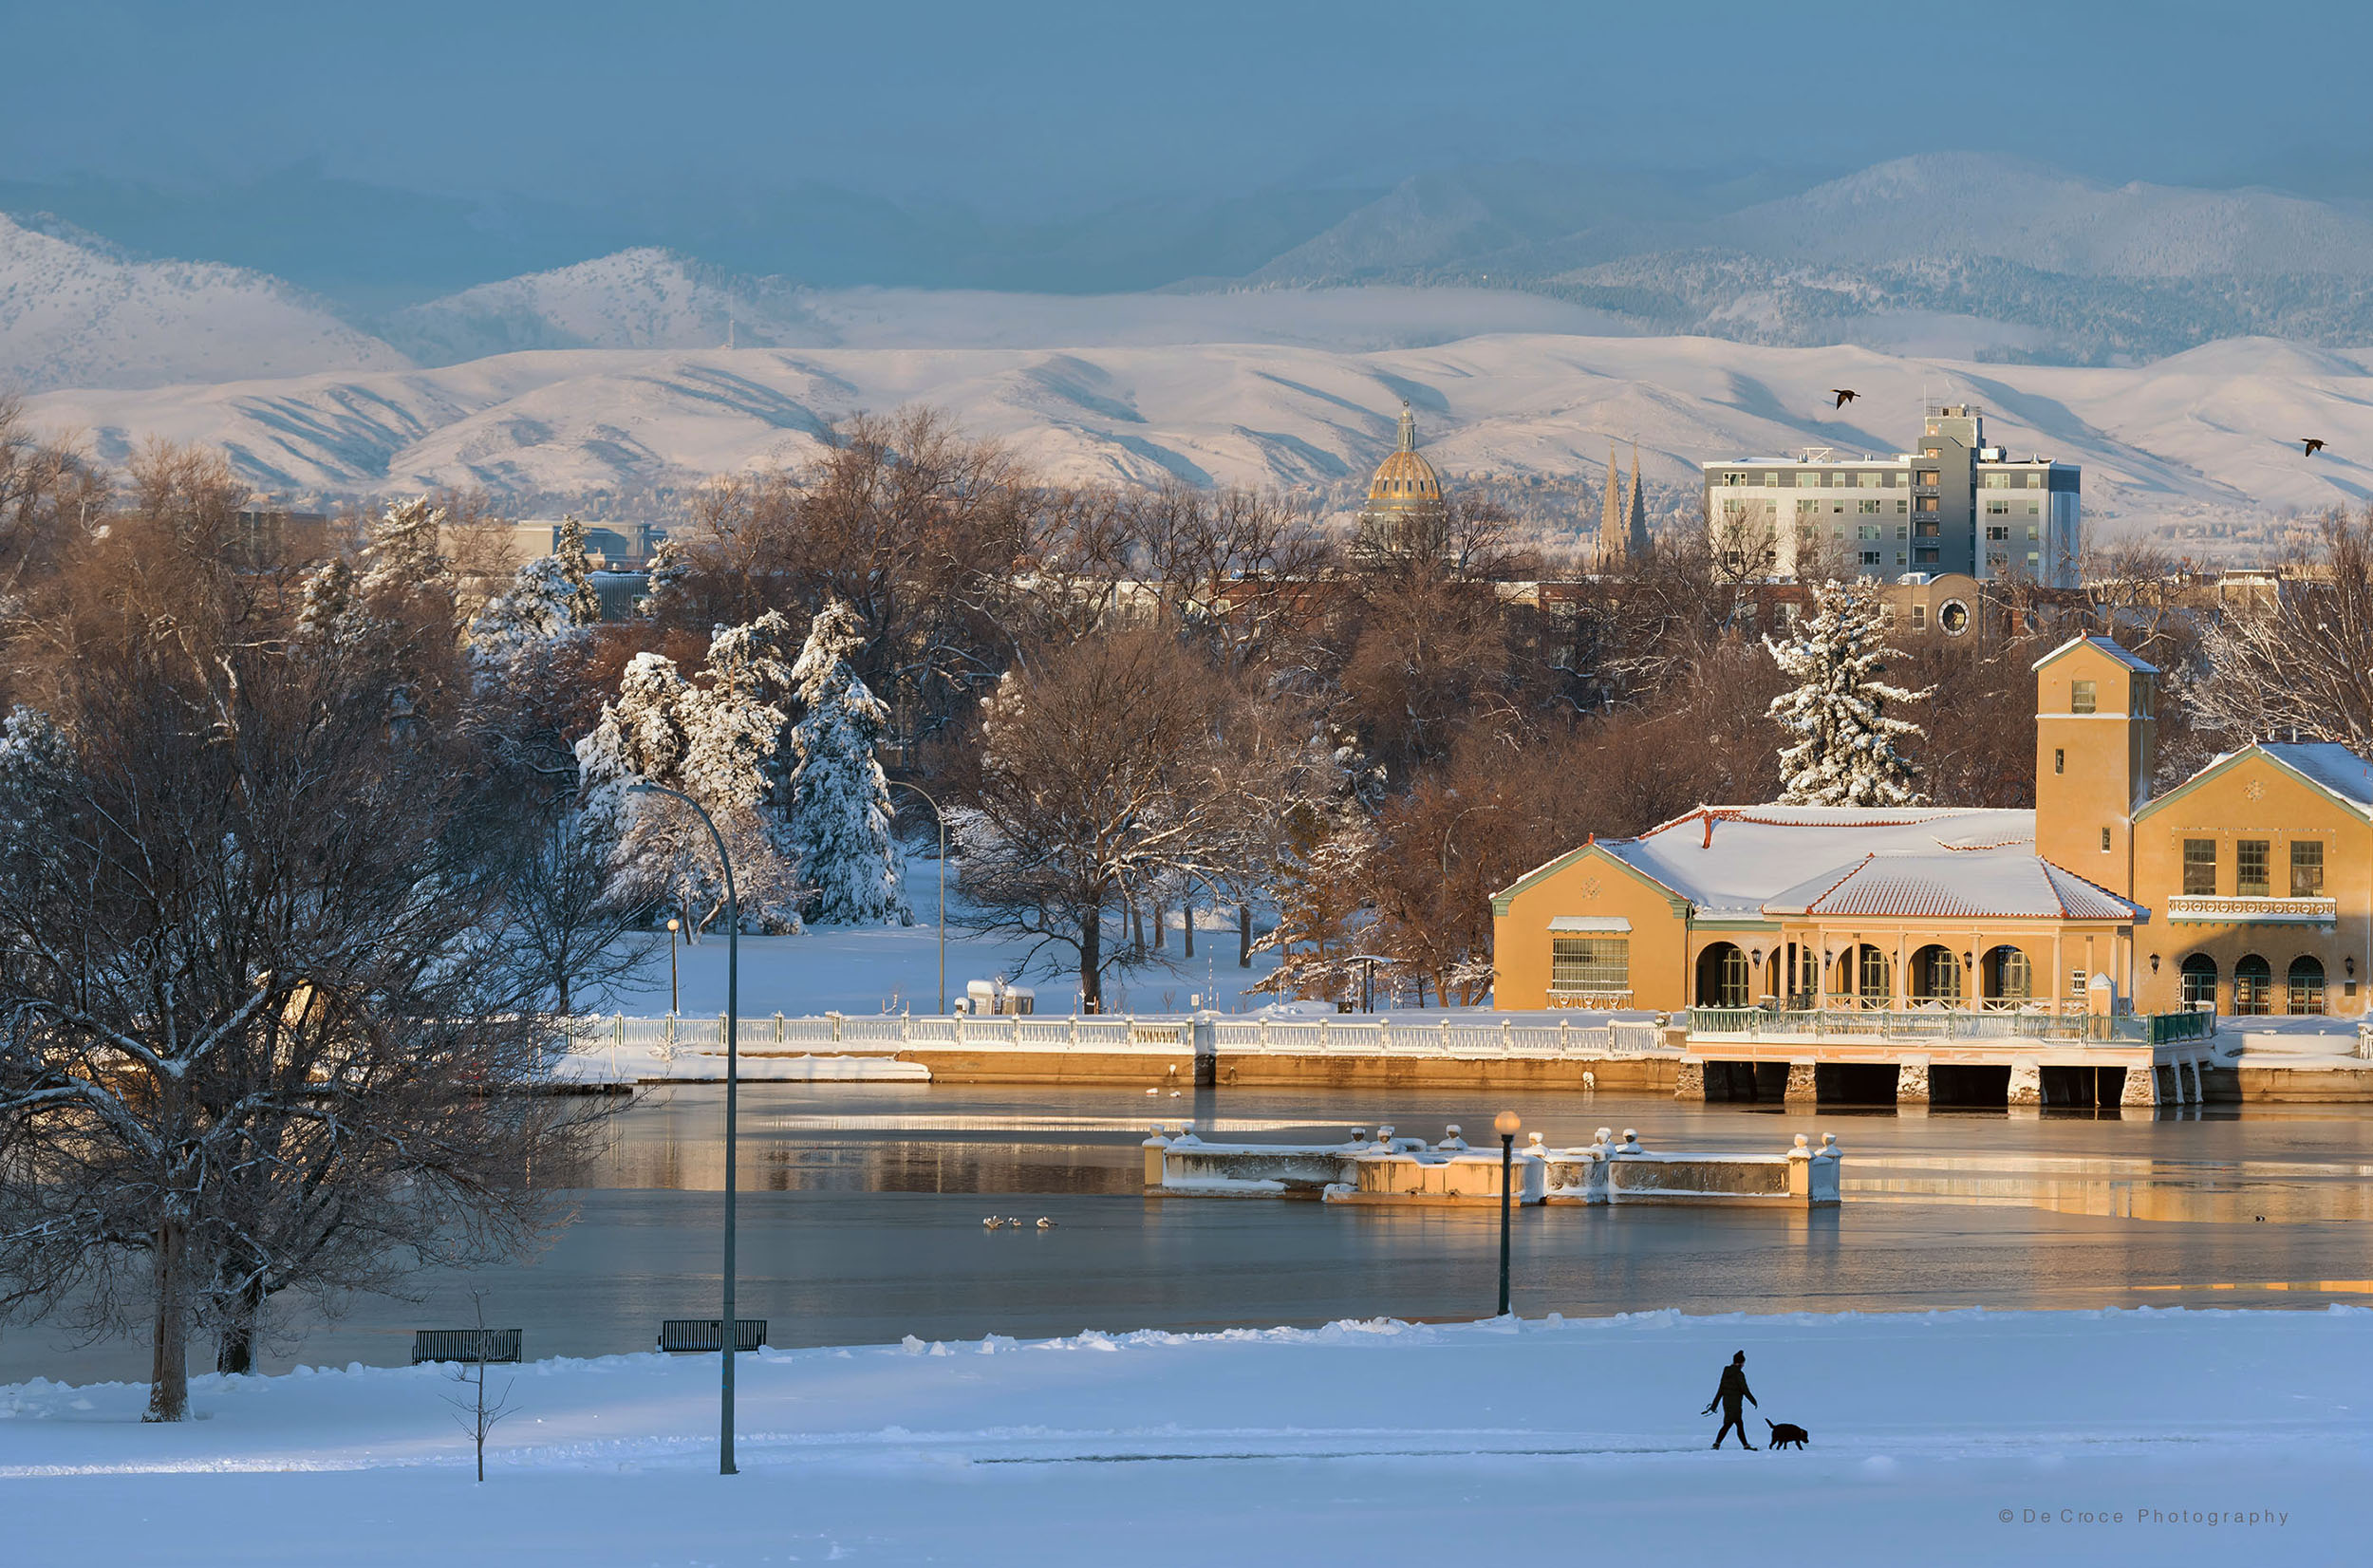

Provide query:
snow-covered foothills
left=26, top=331, right=2373, bottom=527
left=1, top=1309, right=2357, bottom=1566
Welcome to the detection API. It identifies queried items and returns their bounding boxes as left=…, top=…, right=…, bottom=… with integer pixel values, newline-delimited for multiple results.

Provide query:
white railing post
left=1559, top=1018, right=1570, bottom=1055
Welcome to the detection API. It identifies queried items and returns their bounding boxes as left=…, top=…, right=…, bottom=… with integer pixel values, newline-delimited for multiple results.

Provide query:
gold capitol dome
left=1355, top=400, right=1448, bottom=557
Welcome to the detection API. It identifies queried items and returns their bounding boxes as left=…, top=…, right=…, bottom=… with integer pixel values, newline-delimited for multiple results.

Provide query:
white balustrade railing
left=558, top=1012, right=1674, bottom=1062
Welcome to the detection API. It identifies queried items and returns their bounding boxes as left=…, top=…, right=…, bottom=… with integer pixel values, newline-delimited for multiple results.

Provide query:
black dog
left=1765, top=1419, right=1810, bottom=1450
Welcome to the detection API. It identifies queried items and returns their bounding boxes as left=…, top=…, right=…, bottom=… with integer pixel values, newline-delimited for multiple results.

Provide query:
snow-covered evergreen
left=1763, top=579, right=1933, bottom=806
left=468, top=516, right=603, bottom=655
left=574, top=619, right=805, bottom=935
left=785, top=601, right=908, bottom=925
left=359, top=495, right=454, bottom=611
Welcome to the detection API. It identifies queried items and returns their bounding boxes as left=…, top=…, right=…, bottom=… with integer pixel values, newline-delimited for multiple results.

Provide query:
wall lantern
left=2349, top=957, right=2359, bottom=980
left=2151, top=953, right=2161, bottom=974
left=1961, top=950, right=1974, bottom=968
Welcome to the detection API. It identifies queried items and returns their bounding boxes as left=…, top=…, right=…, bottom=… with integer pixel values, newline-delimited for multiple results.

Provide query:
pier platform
left=1680, top=1006, right=2221, bottom=1109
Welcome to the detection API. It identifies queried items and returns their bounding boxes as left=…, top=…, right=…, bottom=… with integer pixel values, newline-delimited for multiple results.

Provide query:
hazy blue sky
left=6, top=0, right=2368, bottom=208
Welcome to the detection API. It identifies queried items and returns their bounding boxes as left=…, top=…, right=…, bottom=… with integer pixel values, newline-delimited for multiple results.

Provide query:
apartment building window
left=2291, top=840, right=2325, bottom=896
left=1763, top=474, right=1779, bottom=485
left=1915, top=547, right=1940, bottom=564
left=1987, top=525, right=2010, bottom=540
left=1923, top=447, right=1941, bottom=459
left=2027, top=551, right=2041, bottom=568
left=1858, top=524, right=1880, bottom=540
left=2236, top=839, right=2270, bottom=897
left=1983, top=474, right=2009, bottom=489
left=1859, top=498, right=1879, bottom=513
left=2027, top=501, right=2041, bottom=514
left=2183, top=838, right=2216, bottom=895
left=1986, top=501, right=2009, bottom=514
left=1896, top=499, right=1909, bottom=513
left=1860, top=551, right=1881, bottom=566
left=2027, top=524, right=2040, bottom=539
left=1911, top=605, right=1927, bottom=629
left=1551, top=937, right=1629, bottom=994
left=1916, top=470, right=1940, bottom=486
left=1916, top=497, right=1939, bottom=513
left=2071, top=679, right=2097, bottom=714
left=1722, top=472, right=1748, bottom=485
left=1798, top=498, right=1818, bottom=515
left=2026, top=474, right=2045, bottom=488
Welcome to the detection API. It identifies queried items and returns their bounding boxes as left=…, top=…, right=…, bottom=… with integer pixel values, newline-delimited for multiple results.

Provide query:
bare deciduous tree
left=0, top=482, right=595, bottom=1419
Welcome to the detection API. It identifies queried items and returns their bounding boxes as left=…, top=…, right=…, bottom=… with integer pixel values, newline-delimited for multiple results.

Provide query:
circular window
left=1938, top=599, right=1971, bottom=636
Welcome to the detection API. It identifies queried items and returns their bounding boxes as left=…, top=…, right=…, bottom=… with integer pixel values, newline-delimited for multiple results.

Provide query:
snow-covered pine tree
left=552, top=515, right=603, bottom=626
left=293, top=555, right=361, bottom=649
left=573, top=625, right=805, bottom=935
left=784, top=600, right=908, bottom=924
left=1763, top=579, right=1934, bottom=806
left=468, top=516, right=605, bottom=656
left=359, top=495, right=455, bottom=614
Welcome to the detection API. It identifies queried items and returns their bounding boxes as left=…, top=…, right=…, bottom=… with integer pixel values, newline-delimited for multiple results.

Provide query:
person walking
left=1703, top=1350, right=1758, bottom=1449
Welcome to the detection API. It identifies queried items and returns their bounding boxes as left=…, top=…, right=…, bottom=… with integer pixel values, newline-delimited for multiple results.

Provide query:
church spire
left=1598, top=442, right=1627, bottom=569
left=1625, top=439, right=1650, bottom=557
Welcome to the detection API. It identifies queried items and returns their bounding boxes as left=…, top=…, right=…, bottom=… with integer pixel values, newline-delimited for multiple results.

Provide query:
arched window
left=1910, top=943, right=1961, bottom=1003
left=1982, top=945, right=2031, bottom=1004
left=1854, top=943, right=1891, bottom=1005
left=2178, top=954, right=2217, bottom=1010
left=2288, top=956, right=2326, bottom=1016
left=2233, top=954, right=2273, bottom=1016
left=1696, top=942, right=1751, bottom=1008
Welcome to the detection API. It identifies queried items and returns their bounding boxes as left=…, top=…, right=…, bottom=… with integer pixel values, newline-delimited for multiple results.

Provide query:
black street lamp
left=627, top=781, right=740, bottom=1477
left=666, top=917, right=680, bottom=1014
left=1494, top=1110, right=1522, bottom=1317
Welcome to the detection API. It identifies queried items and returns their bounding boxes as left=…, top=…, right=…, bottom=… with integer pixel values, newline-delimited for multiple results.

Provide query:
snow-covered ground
left=1, top=1308, right=2359, bottom=1565
left=591, top=857, right=1287, bottom=1018
left=2225, top=1015, right=2372, bottom=1070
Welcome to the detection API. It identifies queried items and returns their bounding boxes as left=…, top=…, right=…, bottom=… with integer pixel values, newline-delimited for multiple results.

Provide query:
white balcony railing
left=2165, top=895, right=2338, bottom=925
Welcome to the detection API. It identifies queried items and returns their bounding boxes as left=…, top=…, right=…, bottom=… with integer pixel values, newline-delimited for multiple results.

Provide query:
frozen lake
left=7, top=1084, right=2370, bottom=1383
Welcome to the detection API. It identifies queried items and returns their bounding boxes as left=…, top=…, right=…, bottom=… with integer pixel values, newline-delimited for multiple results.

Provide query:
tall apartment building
left=1701, top=403, right=2080, bottom=588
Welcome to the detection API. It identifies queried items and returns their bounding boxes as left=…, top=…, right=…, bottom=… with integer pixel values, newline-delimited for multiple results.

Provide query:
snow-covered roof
left=2260, top=743, right=2373, bottom=812
left=1597, top=806, right=2038, bottom=917
left=2030, top=634, right=2157, bottom=675
left=1764, top=850, right=2141, bottom=921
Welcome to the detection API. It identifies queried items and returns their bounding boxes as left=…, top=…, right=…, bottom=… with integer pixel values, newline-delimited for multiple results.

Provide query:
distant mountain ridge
left=9, top=151, right=2373, bottom=400
left=0, top=212, right=406, bottom=393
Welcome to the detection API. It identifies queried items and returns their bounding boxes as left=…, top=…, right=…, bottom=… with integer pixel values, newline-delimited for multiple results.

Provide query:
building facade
left=1702, top=403, right=2080, bottom=588
left=1492, top=635, right=2373, bottom=1019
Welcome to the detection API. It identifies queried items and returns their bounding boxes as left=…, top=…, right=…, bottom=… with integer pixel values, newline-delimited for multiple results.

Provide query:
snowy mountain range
left=26, top=332, right=2372, bottom=531
left=8, top=150, right=2373, bottom=534
left=0, top=213, right=405, bottom=392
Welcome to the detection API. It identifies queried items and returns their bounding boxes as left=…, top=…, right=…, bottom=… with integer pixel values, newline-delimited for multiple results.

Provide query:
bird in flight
left=2301, top=438, right=2326, bottom=457
left=1830, top=389, right=1858, bottom=409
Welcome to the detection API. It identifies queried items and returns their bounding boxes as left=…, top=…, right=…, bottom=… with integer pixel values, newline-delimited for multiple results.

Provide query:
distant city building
left=1701, top=403, right=2080, bottom=588
left=1355, top=402, right=1448, bottom=560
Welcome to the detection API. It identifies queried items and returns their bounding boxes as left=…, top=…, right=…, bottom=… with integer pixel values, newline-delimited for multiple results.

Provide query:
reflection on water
left=7, top=1082, right=2372, bottom=1385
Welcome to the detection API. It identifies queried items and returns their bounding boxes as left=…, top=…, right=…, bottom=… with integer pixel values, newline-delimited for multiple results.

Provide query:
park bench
left=410, top=1328, right=522, bottom=1365
left=658, top=1318, right=768, bottom=1353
